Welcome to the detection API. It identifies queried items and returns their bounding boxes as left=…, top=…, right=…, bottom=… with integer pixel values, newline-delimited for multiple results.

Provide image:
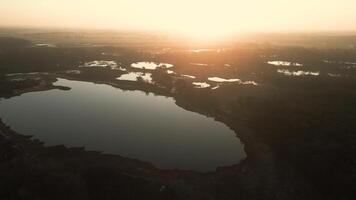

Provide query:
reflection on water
left=340, top=66, right=356, bottom=70
left=118, top=67, right=127, bottom=71
left=193, top=82, right=210, bottom=88
left=328, top=73, right=342, bottom=77
left=241, top=81, right=258, bottom=85
left=36, top=43, right=56, bottom=48
left=208, top=77, right=258, bottom=85
left=211, top=85, right=220, bottom=90
left=324, top=60, right=356, bottom=65
left=344, top=61, right=356, bottom=65
left=167, top=70, right=175, bottom=74
left=9, top=78, right=27, bottom=81
left=268, top=61, right=303, bottom=67
left=209, top=77, right=240, bottom=82
left=5, top=72, right=49, bottom=76
left=66, top=70, right=81, bottom=74
left=80, top=61, right=119, bottom=70
left=181, top=74, right=196, bottom=79
left=190, top=63, right=209, bottom=66
left=0, top=78, right=245, bottom=171
left=277, top=69, right=319, bottom=76
left=5, top=73, right=23, bottom=77
left=131, top=62, right=173, bottom=70
left=116, top=72, right=153, bottom=83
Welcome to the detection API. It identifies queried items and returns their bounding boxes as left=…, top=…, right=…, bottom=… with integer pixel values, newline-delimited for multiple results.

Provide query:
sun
left=185, top=29, right=232, bottom=41
left=176, top=23, right=235, bottom=42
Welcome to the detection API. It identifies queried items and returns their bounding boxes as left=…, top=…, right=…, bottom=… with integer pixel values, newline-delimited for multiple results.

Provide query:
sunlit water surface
left=116, top=72, right=153, bottom=83
left=131, top=62, right=173, bottom=70
left=0, top=78, right=245, bottom=171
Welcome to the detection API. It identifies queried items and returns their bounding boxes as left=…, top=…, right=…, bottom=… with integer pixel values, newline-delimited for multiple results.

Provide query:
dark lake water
left=0, top=78, right=245, bottom=171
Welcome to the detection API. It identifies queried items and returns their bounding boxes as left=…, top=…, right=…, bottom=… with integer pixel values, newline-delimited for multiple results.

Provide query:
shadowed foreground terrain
left=0, top=35, right=356, bottom=200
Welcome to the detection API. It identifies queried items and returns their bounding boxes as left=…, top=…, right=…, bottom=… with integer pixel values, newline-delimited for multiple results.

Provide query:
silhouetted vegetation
left=1, top=33, right=356, bottom=200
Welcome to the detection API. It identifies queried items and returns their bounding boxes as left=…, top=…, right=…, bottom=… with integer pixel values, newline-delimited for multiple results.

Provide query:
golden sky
left=1, top=0, right=356, bottom=39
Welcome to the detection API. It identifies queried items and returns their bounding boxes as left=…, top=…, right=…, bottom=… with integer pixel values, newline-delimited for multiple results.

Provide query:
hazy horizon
left=1, top=0, right=356, bottom=40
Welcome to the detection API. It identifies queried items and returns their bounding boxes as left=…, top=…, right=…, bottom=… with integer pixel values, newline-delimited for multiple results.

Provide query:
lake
left=0, top=78, right=245, bottom=171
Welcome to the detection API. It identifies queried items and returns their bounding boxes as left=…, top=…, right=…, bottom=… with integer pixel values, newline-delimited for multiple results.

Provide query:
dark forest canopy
left=0, top=37, right=32, bottom=49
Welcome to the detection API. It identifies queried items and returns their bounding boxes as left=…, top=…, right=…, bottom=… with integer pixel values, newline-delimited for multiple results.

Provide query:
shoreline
left=0, top=71, right=318, bottom=199
left=0, top=74, right=248, bottom=172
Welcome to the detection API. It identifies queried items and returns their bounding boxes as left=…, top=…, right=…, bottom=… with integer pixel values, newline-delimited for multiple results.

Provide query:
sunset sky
left=1, top=0, right=356, bottom=39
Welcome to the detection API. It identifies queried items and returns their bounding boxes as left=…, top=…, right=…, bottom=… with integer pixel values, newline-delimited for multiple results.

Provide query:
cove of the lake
left=0, top=78, right=245, bottom=171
